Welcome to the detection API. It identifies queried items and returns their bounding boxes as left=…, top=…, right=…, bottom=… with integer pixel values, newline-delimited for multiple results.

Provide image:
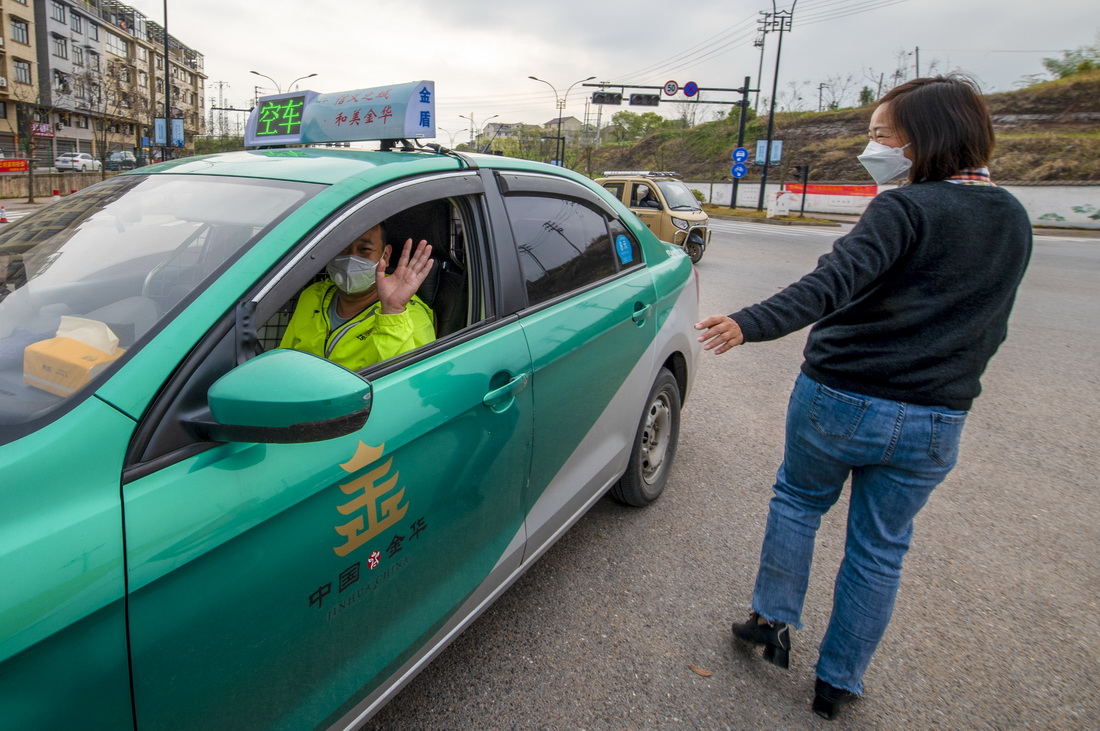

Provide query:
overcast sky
left=126, top=0, right=1095, bottom=141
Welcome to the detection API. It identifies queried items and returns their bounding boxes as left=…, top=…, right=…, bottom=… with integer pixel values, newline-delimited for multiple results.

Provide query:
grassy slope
left=590, top=71, right=1100, bottom=183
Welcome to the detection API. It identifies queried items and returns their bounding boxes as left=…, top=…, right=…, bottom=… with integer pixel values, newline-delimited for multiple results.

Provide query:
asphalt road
left=367, top=220, right=1100, bottom=730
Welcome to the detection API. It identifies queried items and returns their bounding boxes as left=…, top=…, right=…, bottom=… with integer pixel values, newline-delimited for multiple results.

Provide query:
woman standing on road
left=695, top=75, right=1032, bottom=721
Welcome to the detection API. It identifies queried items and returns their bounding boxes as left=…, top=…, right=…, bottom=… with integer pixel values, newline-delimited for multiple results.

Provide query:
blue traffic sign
left=731, top=162, right=748, bottom=178
left=732, top=147, right=749, bottom=163
left=684, top=81, right=699, bottom=98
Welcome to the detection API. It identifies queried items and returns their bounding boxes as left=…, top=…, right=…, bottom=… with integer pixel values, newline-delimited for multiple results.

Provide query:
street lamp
left=249, top=70, right=281, bottom=94
left=458, top=114, right=498, bottom=148
left=250, top=71, right=317, bottom=95
left=437, top=127, right=468, bottom=148
left=288, top=72, right=318, bottom=91
left=528, top=75, right=595, bottom=166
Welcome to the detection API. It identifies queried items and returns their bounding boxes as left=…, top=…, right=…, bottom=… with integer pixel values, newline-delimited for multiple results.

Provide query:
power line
left=605, top=0, right=916, bottom=86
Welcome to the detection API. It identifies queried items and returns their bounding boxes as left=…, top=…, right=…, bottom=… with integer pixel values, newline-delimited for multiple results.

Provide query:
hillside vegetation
left=589, top=71, right=1100, bottom=184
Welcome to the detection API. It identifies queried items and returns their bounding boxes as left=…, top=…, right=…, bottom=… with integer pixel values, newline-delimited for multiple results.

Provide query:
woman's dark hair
left=879, top=74, right=995, bottom=183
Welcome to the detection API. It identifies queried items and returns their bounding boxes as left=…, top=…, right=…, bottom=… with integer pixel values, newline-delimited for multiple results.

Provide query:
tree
left=670, top=100, right=702, bottom=128
left=820, top=73, right=858, bottom=110
left=777, top=79, right=811, bottom=112
left=859, top=86, right=876, bottom=106
left=604, top=111, right=665, bottom=143
left=193, top=136, right=244, bottom=154
left=1042, top=33, right=1100, bottom=78
left=9, top=78, right=69, bottom=203
left=73, top=60, right=151, bottom=178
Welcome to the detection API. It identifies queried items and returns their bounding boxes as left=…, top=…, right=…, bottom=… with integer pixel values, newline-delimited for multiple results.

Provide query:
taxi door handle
left=632, top=302, right=652, bottom=323
left=483, top=372, right=530, bottom=411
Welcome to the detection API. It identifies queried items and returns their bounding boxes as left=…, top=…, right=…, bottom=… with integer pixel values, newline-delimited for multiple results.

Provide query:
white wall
left=1000, top=186, right=1100, bottom=229
left=686, top=181, right=1100, bottom=229
left=688, top=181, right=876, bottom=214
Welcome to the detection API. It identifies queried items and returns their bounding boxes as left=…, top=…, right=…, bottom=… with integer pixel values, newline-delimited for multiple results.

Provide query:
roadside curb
left=710, top=214, right=843, bottom=227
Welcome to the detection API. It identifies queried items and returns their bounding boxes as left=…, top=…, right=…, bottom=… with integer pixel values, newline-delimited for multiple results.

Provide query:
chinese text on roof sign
left=244, top=81, right=436, bottom=147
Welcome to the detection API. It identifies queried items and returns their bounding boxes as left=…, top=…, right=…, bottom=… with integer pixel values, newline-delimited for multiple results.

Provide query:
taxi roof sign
left=244, top=81, right=436, bottom=148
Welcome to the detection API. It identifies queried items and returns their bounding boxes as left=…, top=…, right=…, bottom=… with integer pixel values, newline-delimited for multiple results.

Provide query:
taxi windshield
left=656, top=180, right=701, bottom=211
left=0, top=174, right=321, bottom=429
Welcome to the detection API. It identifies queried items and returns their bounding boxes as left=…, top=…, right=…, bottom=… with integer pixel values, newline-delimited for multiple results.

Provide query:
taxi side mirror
left=189, top=349, right=373, bottom=443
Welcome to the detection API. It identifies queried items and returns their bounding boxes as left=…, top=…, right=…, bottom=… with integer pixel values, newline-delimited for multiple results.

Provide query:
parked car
left=105, top=150, right=138, bottom=170
left=0, top=101, right=699, bottom=727
left=54, top=152, right=102, bottom=172
left=596, top=171, right=712, bottom=263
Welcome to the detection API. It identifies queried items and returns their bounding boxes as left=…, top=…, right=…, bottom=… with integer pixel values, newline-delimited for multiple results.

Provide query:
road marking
left=0, top=210, right=35, bottom=223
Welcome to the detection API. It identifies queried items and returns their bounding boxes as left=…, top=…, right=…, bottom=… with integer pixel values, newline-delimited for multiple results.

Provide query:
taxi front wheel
left=610, top=368, right=681, bottom=507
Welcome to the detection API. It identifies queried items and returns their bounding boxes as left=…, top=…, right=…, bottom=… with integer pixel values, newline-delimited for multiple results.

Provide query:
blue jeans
left=752, top=373, right=967, bottom=695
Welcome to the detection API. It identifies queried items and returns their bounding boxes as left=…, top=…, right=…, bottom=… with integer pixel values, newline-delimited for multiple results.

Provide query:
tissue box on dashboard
left=23, top=336, right=124, bottom=397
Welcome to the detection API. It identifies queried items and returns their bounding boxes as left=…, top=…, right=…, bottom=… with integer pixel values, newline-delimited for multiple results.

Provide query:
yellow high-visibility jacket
left=279, top=280, right=435, bottom=371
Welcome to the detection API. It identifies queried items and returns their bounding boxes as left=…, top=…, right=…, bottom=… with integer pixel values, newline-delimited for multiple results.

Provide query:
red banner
left=785, top=183, right=877, bottom=197
left=0, top=159, right=30, bottom=173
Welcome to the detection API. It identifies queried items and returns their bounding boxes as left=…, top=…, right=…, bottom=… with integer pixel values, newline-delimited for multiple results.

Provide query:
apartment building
left=0, top=0, right=204, bottom=164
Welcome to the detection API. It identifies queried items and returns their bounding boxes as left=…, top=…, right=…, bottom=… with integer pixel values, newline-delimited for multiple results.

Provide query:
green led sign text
left=256, top=96, right=306, bottom=137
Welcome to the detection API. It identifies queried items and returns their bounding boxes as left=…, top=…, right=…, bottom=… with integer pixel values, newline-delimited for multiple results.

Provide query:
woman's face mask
left=858, top=140, right=912, bottom=185
left=327, top=254, right=378, bottom=294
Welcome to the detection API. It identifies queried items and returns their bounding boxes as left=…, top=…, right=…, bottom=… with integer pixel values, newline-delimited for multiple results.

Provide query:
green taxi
left=0, top=82, right=699, bottom=728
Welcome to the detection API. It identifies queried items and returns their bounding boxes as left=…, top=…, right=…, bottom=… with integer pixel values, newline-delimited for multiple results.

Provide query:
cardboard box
left=23, top=337, right=124, bottom=397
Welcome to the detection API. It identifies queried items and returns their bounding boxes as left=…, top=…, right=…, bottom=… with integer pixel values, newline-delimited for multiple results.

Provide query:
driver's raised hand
left=376, top=238, right=434, bottom=315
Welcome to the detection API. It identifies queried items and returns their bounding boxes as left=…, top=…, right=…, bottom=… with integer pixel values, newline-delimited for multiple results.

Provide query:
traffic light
left=591, top=91, right=623, bottom=105
left=629, top=93, right=660, bottom=107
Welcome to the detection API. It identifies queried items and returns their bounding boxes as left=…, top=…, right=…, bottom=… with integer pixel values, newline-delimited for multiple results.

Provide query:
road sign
left=732, top=147, right=749, bottom=163
left=171, top=118, right=185, bottom=148
left=754, top=139, right=783, bottom=165
left=663, top=80, right=679, bottom=96
left=684, top=81, right=699, bottom=98
left=731, top=163, right=748, bottom=178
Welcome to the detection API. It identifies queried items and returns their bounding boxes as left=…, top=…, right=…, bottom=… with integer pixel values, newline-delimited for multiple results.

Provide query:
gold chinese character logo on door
left=333, top=442, right=408, bottom=557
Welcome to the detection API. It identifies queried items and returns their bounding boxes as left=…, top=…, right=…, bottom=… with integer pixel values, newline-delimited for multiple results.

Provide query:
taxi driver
left=279, top=224, right=436, bottom=370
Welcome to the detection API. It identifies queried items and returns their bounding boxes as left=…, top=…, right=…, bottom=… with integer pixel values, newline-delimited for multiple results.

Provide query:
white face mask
left=326, top=254, right=378, bottom=294
left=858, top=140, right=912, bottom=185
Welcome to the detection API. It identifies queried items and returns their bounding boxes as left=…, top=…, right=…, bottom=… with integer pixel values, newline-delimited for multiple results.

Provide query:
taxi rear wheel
left=610, top=368, right=681, bottom=507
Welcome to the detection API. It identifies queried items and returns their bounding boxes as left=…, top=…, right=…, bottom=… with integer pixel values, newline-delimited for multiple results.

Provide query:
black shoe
left=812, top=677, right=858, bottom=720
left=731, top=611, right=791, bottom=669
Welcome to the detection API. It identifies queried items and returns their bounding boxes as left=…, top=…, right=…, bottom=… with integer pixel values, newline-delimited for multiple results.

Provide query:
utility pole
left=209, top=80, right=229, bottom=137
left=914, top=46, right=921, bottom=77
left=754, top=13, right=769, bottom=110
left=757, top=1, right=797, bottom=212
left=818, top=82, right=828, bottom=112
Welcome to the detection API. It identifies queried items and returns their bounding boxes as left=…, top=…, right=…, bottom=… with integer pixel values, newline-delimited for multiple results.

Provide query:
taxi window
left=504, top=195, right=629, bottom=307
left=601, top=182, right=625, bottom=201
left=0, top=174, right=320, bottom=432
left=631, top=184, right=660, bottom=209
